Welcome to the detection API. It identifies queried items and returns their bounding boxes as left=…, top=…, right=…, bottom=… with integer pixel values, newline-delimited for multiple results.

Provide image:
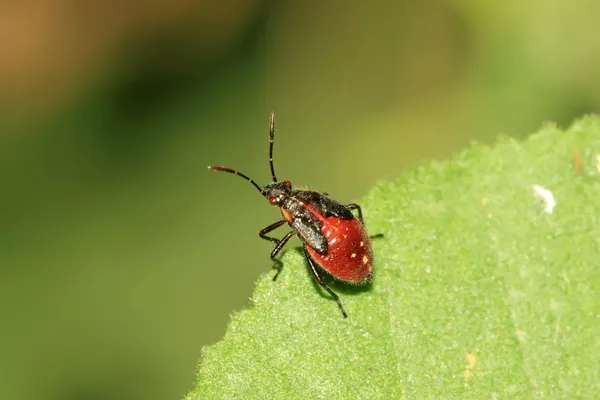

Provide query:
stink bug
left=208, top=112, right=374, bottom=318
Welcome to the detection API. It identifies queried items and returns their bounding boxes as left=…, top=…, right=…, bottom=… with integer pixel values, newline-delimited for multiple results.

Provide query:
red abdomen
left=306, top=217, right=373, bottom=283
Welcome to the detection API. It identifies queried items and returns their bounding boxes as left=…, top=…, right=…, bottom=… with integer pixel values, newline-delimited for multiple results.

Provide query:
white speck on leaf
left=533, top=185, right=555, bottom=214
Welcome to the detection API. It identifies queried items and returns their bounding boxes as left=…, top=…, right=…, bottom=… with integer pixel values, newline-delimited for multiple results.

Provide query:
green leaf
left=187, top=116, right=600, bottom=399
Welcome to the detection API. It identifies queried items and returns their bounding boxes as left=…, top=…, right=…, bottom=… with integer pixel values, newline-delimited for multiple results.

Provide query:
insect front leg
left=269, top=231, right=296, bottom=281
left=259, top=220, right=286, bottom=244
left=303, top=247, right=348, bottom=318
left=346, top=203, right=364, bottom=223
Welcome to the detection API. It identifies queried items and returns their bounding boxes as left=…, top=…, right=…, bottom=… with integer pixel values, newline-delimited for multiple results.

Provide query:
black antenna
left=208, top=166, right=264, bottom=196
left=269, top=112, right=277, bottom=182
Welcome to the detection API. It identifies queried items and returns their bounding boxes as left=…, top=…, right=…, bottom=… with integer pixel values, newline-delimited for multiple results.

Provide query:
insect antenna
left=269, top=111, right=277, bottom=182
left=208, top=166, right=265, bottom=196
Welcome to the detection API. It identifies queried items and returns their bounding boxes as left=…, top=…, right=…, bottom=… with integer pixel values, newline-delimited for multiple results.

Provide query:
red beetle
left=209, top=112, right=374, bottom=317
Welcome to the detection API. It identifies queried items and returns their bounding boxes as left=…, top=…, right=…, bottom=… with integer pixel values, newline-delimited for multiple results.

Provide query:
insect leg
left=303, top=247, right=348, bottom=318
left=259, top=220, right=286, bottom=244
left=347, top=203, right=383, bottom=239
left=346, top=203, right=364, bottom=223
left=270, top=231, right=296, bottom=281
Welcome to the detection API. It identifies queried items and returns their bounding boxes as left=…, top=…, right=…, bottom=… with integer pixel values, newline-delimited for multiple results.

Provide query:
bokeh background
left=1, top=1, right=599, bottom=399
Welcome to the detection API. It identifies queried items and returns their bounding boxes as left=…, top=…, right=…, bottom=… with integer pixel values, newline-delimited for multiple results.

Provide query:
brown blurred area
left=0, top=0, right=262, bottom=124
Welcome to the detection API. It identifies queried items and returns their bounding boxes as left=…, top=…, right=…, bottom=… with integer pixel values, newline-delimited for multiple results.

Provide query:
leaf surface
left=187, top=116, right=600, bottom=399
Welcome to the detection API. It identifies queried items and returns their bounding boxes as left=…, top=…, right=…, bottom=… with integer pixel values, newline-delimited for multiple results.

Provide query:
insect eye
left=284, top=180, right=291, bottom=187
left=269, top=197, right=279, bottom=205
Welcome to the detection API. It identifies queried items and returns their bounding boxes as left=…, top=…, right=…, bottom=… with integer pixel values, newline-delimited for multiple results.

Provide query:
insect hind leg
left=346, top=203, right=364, bottom=223
left=303, top=247, right=348, bottom=318
left=347, top=203, right=384, bottom=239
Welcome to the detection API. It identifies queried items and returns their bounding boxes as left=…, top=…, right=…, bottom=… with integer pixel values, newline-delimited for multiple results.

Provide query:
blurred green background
left=1, top=1, right=598, bottom=399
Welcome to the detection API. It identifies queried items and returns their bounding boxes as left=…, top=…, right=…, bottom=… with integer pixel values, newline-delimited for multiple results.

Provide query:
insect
left=208, top=112, right=374, bottom=318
